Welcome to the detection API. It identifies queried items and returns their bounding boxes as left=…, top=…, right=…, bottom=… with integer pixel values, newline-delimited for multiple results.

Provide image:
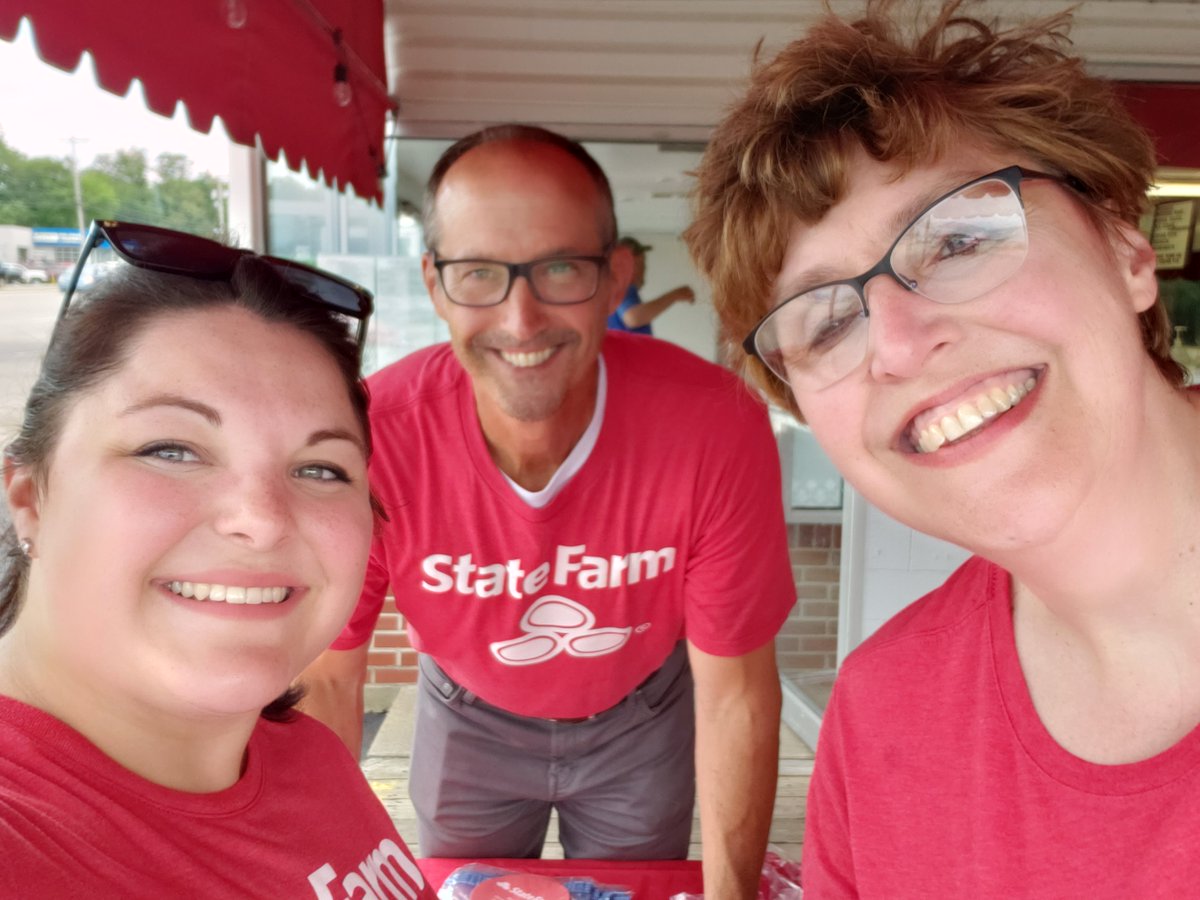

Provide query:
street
left=0, top=281, right=59, bottom=448
left=0, top=282, right=59, bottom=531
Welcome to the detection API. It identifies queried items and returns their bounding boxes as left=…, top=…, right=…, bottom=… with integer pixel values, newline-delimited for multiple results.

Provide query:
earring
left=18, top=538, right=32, bottom=559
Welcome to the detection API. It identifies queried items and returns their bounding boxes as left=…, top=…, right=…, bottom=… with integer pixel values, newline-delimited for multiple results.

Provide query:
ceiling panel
left=385, top=0, right=1200, bottom=232
left=386, top=0, right=1200, bottom=140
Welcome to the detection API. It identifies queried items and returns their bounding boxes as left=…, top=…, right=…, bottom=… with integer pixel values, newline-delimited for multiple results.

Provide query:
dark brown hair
left=1, top=258, right=372, bottom=720
left=686, top=0, right=1177, bottom=416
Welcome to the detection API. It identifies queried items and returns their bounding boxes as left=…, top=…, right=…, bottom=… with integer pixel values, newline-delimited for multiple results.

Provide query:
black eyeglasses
left=432, top=250, right=611, bottom=307
left=59, top=220, right=374, bottom=352
left=743, top=166, right=1080, bottom=390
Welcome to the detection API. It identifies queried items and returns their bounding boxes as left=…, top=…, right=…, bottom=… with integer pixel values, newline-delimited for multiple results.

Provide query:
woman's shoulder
left=366, top=343, right=463, bottom=413
left=252, top=710, right=360, bottom=766
left=838, top=555, right=1003, bottom=685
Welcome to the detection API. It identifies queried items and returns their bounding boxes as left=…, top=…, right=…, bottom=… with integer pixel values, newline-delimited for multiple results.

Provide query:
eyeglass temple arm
left=56, top=220, right=104, bottom=323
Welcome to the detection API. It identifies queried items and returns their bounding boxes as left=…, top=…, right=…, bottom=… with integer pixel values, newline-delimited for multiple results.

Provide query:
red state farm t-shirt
left=336, top=333, right=795, bottom=719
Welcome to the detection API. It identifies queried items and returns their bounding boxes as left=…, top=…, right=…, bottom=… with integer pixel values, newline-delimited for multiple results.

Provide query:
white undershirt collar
left=502, top=357, right=606, bottom=508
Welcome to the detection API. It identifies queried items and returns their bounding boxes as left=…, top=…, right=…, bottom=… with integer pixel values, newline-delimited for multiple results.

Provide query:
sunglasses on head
left=58, top=220, right=374, bottom=352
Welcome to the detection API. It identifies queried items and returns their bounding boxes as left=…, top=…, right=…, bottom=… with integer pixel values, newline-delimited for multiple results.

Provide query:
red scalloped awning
left=1, top=0, right=392, bottom=203
left=1117, top=83, right=1200, bottom=171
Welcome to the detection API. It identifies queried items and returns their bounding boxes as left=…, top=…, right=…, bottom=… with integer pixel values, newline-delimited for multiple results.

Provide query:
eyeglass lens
left=112, top=226, right=240, bottom=274
left=440, top=258, right=602, bottom=306
left=271, top=262, right=370, bottom=315
left=755, top=175, right=1029, bottom=387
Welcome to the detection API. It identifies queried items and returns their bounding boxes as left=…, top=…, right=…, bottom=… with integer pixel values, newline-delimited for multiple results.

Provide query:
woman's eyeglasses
left=742, top=166, right=1079, bottom=390
left=59, top=220, right=374, bottom=352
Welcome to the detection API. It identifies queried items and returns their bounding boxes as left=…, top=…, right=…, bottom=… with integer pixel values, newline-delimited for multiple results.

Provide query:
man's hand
left=620, top=285, right=696, bottom=328
left=662, top=285, right=696, bottom=304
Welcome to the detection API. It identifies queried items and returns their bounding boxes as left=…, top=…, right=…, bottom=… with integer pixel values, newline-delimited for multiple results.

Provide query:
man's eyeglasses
left=432, top=251, right=611, bottom=307
left=743, top=166, right=1079, bottom=390
left=59, top=220, right=374, bottom=352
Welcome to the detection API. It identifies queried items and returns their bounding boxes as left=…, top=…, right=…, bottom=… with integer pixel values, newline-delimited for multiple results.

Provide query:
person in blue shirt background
left=606, top=236, right=695, bottom=335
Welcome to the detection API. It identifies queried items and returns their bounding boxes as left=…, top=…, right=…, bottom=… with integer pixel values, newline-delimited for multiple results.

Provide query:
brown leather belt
left=545, top=698, right=623, bottom=724
left=542, top=642, right=688, bottom=724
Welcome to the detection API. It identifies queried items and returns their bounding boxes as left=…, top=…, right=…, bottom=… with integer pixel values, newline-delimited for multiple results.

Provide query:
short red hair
left=686, top=0, right=1175, bottom=415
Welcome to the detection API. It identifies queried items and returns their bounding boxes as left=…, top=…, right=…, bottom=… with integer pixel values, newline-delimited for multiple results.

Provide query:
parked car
left=2, top=262, right=50, bottom=284
left=48, top=260, right=79, bottom=282
left=56, top=259, right=120, bottom=292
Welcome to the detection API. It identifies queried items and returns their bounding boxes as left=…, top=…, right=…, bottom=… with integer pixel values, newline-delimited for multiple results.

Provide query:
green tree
left=80, top=169, right=120, bottom=222
left=0, top=135, right=75, bottom=226
left=0, top=138, right=227, bottom=235
left=92, top=149, right=156, bottom=223
left=15, top=158, right=76, bottom=227
left=154, top=152, right=221, bottom=236
left=154, top=152, right=190, bottom=184
left=0, top=136, right=30, bottom=223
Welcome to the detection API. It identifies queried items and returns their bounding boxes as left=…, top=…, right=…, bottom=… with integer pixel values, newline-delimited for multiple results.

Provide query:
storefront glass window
left=266, top=161, right=446, bottom=375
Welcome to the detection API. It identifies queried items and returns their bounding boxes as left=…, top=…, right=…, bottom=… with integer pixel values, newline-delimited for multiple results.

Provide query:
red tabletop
left=419, top=857, right=704, bottom=898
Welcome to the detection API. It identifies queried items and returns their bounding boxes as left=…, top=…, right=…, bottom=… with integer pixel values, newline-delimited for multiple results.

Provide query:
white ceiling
left=384, top=0, right=1200, bottom=233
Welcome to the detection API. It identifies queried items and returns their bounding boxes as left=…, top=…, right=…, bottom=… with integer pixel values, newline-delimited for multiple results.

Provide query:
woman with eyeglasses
left=0, top=223, right=433, bottom=898
left=689, top=1, right=1200, bottom=897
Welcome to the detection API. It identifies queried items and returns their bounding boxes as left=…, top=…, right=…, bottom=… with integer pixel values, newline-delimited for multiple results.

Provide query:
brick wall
left=363, top=523, right=842, bottom=694
left=775, top=523, right=841, bottom=675
left=365, top=596, right=418, bottom=689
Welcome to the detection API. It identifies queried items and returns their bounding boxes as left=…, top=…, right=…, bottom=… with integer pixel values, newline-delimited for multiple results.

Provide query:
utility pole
left=212, top=180, right=226, bottom=240
left=66, top=137, right=86, bottom=237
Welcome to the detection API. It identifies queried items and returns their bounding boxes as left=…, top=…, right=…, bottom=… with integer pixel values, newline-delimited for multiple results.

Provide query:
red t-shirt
left=336, top=333, right=796, bottom=719
left=803, top=556, right=1200, bottom=898
left=0, top=697, right=433, bottom=899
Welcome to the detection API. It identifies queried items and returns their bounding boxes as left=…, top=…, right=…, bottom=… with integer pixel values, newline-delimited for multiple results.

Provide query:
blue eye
left=936, top=233, right=981, bottom=259
left=136, top=442, right=200, bottom=463
left=543, top=259, right=580, bottom=277
left=808, top=313, right=861, bottom=351
left=295, top=464, right=350, bottom=483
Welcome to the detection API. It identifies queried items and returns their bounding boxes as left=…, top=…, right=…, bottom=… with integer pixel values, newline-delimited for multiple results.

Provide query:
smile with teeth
left=500, top=347, right=555, bottom=368
left=912, top=376, right=1037, bottom=454
left=167, top=581, right=292, bottom=604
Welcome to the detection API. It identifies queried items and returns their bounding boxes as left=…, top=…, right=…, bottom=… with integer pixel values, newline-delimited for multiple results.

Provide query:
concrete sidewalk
left=361, top=685, right=813, bottom=861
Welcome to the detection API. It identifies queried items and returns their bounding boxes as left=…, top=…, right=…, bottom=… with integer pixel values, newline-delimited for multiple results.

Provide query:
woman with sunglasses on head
left=689, top=1, right=1200, bottom=897
left=0, top=223, right=432, bottom=898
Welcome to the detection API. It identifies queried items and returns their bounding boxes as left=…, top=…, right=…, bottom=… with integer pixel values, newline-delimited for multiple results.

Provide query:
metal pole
left=66, top=137, right=87, bottom=237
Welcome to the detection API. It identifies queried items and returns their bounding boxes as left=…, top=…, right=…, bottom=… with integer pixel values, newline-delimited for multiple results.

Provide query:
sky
left=0, top=18, right=231, bottom=179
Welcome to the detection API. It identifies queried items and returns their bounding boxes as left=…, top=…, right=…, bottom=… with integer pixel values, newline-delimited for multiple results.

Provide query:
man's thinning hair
left=422, top=124, right=617, bottom=253
left=686, top=0, right=1175, bottom=415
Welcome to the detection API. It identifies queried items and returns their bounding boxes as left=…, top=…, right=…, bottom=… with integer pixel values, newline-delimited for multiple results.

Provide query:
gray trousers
left=409, top=642, right=696, bottom=859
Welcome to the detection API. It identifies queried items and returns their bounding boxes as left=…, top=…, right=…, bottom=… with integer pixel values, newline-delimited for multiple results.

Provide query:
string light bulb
left=224, top=0, right=247, bottom=29
left=331, top=28, right=353, bottom=108
left=333, top=62, right=353, bottom=107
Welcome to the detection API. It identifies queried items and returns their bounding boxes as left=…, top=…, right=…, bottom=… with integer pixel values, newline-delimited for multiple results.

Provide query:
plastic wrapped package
left=757, top=847, right=802, bottom=899
left=668, top=846, right=802, bottom=900
left=437, top=863, right=633, bottom=900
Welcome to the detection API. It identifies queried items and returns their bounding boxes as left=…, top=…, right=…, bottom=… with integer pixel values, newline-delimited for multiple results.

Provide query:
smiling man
left=687, top=1, right=1200, bottom=896
left=300, top=125, right=795, bottom=898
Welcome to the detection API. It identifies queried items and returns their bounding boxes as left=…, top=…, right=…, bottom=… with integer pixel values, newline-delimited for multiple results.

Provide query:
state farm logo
left=493, top=882, right=544, bottom=900
left=489, top=595, right=631, bottom=666
left=421, top=543, right=676, bottom=600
